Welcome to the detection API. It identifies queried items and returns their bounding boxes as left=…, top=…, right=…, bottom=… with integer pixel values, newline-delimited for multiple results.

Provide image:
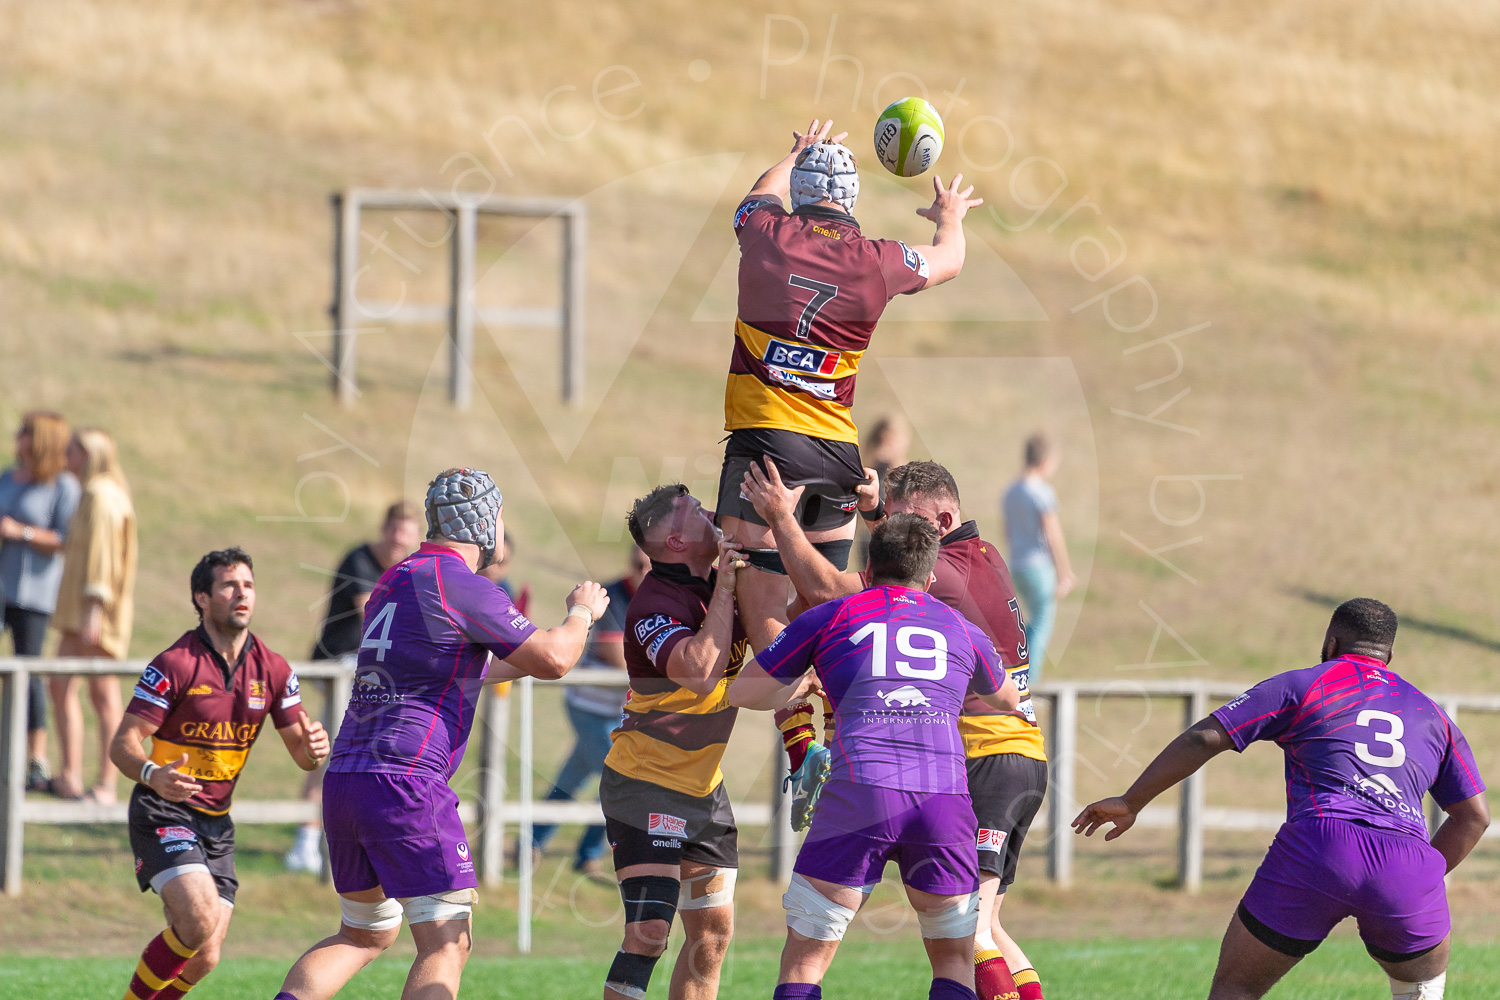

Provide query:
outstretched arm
left=745, top=119, right=848, bottom=203
left=740, top=459, right=865, bottom=605
left=499, top=581, right=611, bottom=680
left=728, top=657, right=821, bottom=711
left=1432, top=793, right=1491, bottom=873
left=1072, top=716, right=1233, bottom=840
left=906, top=174, right=984, bottom=288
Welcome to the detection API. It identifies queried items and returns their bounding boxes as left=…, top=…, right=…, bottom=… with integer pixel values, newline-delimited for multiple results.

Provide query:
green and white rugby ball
left=873, top=97, right=944, bottom=177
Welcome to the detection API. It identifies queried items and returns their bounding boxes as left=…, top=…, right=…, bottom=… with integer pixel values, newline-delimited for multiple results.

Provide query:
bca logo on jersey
left=898, top=241, right=930, bottom=279
left=140, top=666, right=171, bottom=697
left=762, top=338, right=841, bottom=377
left=734, top=199, right=774, bottom=231
left=635, top=614, right=678, bottom=644
left=648, top=813, right=688, bottom=837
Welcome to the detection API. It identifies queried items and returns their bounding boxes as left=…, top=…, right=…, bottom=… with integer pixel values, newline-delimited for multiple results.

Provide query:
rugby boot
left=783, top=741, right=831, bottom=832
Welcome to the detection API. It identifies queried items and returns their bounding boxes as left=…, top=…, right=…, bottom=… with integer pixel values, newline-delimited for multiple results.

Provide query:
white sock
left=1390, top=971, right=1445, bottom=1000
left=295, top=825, right=322, bottom=851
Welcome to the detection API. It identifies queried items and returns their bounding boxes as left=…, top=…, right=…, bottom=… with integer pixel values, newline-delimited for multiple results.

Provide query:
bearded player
left=276, top=468, right=609, bottom=1000
left=743, top=459, right=1048, bottom=1000
left=718, top=117, right=982, bottom=657
left=730, top=515, right=1018, bottom=1000
left=600, top=486, right=749, bottom=1000
left=1075, top=599, right=1489, bottom=1000
left=110, top=548, right=328, bottom=1000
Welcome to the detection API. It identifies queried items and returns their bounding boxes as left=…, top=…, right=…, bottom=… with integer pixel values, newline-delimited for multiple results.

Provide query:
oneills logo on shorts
left=647, top=813, right=688, bottom=837
left=977, top=828, right=1007, bottom=851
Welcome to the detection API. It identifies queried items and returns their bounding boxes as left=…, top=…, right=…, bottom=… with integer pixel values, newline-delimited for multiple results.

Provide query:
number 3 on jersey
left=849, top=621, right=948, bottom=680
left=1355, top=709, right=1406, bottom=767
left=361, top=602, right=397, bottom=662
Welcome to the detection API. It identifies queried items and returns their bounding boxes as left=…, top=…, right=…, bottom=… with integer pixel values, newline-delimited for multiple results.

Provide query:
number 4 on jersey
left=361, top=602, right=397, bottom=662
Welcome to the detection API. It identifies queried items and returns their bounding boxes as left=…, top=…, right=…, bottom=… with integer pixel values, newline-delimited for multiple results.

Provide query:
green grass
left=11, top=938, right=1500, bottom=999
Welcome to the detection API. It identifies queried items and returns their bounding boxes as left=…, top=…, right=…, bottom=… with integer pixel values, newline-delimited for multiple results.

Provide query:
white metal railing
left=4, top=659, right=1497, bottom=953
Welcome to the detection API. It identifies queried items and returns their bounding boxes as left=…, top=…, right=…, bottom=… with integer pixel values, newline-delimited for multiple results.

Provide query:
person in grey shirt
left=0, top=411, right=82, bottom=791
left=1002, top=432, right=1074, bottom=684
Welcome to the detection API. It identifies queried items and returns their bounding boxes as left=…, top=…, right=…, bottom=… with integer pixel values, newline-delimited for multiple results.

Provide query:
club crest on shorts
left=648, top=813, right=688, bottom=837
left=156, top=825, right=198, bottom=844
left=457, top=842, right=470, bottom=861
left=978, top=828, right=1007, bottom=851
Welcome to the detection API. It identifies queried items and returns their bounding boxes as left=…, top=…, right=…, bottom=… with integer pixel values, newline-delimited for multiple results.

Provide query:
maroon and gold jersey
left=605, top=562, right=750, bottom=798
left=126, top=627, right=302, bottom=815
left=727, top=200, right=929, bottom=444
left=930, top=522, right=1045, bottom=762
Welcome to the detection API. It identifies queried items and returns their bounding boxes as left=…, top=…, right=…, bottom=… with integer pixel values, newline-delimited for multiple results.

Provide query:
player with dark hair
left=729, top=514, right=1019, bottom=1000
left=1075, top=598, right=1490, bottom=1000
left=741, top=459, right=1047, bottom=1000
left=718, top=117, right=982, bottom=657
left=109, top=548, right=328, bottom=1000
left=600, top=485, right=749, bottom=1000
left=275, top=468, right=609, bottom=1000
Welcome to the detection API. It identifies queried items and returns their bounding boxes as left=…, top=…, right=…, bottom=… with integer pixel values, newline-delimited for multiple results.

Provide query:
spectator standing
left=51, top=428, right=138, bottom=802
left=1002, top=433, right=1075, bottom=684
left=530, top=545, right=650, bottom=883
left=285, top=501, right=422, bottom=874
left=0, top=411, right=81, bottom=792
left=855, top=415, right=912, bottom=568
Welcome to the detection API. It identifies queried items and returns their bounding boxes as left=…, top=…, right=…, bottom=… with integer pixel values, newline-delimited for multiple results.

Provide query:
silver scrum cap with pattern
left=425, top=468, right=502, bottom=559
left=790, top=142, right=859, bottom=213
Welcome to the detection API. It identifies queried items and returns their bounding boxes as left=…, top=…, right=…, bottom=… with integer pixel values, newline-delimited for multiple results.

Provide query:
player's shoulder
left=734, top=196, right=786, bottom=233
left=626, top=568, right=698, bottom=627
left=246, top=632, right=292, bottom=673
left=152, top=629, right=208, bottom=673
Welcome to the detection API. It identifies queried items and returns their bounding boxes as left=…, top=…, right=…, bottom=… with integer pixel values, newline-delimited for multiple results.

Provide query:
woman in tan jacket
left=51, top=428, right=137, bottom=802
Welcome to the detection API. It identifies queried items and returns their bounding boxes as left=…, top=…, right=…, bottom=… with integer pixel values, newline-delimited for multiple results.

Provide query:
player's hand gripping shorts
left=716, top=428, right=867, bottom=532
left=600, top=766, right=739, bottom=871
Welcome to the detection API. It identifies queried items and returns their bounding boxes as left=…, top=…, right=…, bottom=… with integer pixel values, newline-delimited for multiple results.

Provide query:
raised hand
left=151, top=753, right=203, bottom=803
left=1072, top=796, right=1138, bottom=840
left=741, top=459, right=804, bottom=524
left=916, top=173, right=984, bottom=223
left=716, top=538, right=749, bottom=594
left=791, top=118, right=849, bottom=154
left=567, top=580, right=610, bottom=621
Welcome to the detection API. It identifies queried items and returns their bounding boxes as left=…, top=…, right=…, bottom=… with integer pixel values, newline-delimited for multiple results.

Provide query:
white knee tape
left=1390, top=972, right=1445, bottom=1000
left=340, top=896, right=405, bottom=931
left=916, top=891, right=980, bottom=940
left=975, top=927, right=998, bottom=952
left=783, top=873, right=867, bottom=942
left=679, top=868, right=737, bottom=911
left=400, top=888, right=477, bottom=925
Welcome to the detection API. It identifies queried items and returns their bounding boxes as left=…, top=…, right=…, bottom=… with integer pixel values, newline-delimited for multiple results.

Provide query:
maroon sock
left=975, top=953, right=1019, bottom=1000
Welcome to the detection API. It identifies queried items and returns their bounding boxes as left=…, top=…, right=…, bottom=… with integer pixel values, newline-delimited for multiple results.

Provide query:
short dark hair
left=190, top=547, right=253, bottom=619
left=627, top=484, right=689, bottom=550
left=1024, top=432, right=1050, bottom=469
left=1328, top=598, right=1398, bottom=650
left=867, top=513, right=941, bottom=587
left=383, top=500, right=419, bottom=525
left=884, top=461, right=960, bottom=507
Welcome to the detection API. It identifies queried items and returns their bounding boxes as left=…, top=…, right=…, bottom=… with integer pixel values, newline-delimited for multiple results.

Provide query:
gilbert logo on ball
left=873, top=97, right=944, bottom=177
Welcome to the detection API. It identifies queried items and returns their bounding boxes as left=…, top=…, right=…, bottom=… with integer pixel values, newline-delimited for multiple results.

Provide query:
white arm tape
left=139, top=761, right=158, bottom=786
left=568, top=604, right=595, bottom=627
left=915, top=890, right=980, bottom=940
left=1390, top=972, right=1445, bottom=1000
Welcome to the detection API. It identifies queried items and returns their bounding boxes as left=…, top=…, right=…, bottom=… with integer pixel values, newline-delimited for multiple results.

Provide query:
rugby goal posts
left=328, top=189, right=587, bottom=409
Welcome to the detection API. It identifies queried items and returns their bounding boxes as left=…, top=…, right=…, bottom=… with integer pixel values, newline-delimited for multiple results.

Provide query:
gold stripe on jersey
left=605, top=731, right=725, bottom=798
left=725, top=320, right=864, bottom=443
left=960, top=714, right=1047, bottom=762
left=151, top=738, right=250, bottom=797
left=623, top=683, right=732, bottom=716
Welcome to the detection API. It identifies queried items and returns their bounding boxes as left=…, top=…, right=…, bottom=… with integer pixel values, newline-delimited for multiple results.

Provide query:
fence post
left=517, top=676, right=534, bottom=954
left=562, top=207, right=587, bottom=406
left=1046, top=687, right=1076, bottom=887
left=478, top=685, right=510, bottom=888
left=1178, top=688, right=1208, bottom=892
left=450, top=201, right=477, bottom=409
left=1, top=665, right=29, bottom=895
left=333, top=191, right=360, bottom=406
left=768, top=726, right=795, bottom=882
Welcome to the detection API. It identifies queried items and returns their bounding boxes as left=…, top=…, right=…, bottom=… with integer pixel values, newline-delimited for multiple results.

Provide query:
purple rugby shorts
left=1241, top=817, right=1449, bottom=959
left=323, top=770, right=477, bottom=899
left=794, top=780, right=979, bottom=897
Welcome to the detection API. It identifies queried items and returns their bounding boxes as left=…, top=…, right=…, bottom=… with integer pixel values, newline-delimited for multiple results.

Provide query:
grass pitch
left=16, top=939, right=1500, bottom=999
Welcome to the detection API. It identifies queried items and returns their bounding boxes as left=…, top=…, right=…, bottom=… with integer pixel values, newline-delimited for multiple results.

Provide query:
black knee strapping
left=620, top=874, right=680, bottom=926
left=606, top=949, right=661, bottom=999
left=742, top=547, right=787, bottom=575
left=810, top=538, right=853, bottom=571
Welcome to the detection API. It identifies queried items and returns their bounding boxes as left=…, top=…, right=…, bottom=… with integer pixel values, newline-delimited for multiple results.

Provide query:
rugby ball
left=873, top=97, right=944, bottom=177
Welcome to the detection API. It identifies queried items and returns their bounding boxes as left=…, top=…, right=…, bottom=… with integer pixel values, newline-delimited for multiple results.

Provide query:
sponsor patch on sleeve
left=140, top=664, right=171, bottom=698
left=977, top=828, right=1007, bottom=851
left=132, top=687, right=171, bottom=711
left=898, top=241, right=930, bottom=279
left=281, top=671, right=303, bottom=710
left=647, top=626, right=692, bottom=667
left=733, top=199, right=775, bottom=232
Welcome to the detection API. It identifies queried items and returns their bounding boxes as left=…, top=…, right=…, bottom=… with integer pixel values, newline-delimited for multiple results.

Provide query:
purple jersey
left=328, top=542, right=537, bottom=781
left=758, top=586, right=1004, bottom=794
left=1212, top=654, right=1485, bottom=838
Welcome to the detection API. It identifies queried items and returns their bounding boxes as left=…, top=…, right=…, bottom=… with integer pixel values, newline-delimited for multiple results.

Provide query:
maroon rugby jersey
left=126, top=627, right=302, bottom=815
left=727, top=200, right=929, bottom=444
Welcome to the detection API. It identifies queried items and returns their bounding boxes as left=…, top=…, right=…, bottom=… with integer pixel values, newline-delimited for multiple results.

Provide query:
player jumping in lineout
left=111, top=548, right=328, bottom=1000
left=730, top=514, right=1019, bottom=1000
left=275, top=468, right=610, bottom=1000
left=717, top=117, right=981, bottom=652
left=1074, top=598, right=1490, bottom=1000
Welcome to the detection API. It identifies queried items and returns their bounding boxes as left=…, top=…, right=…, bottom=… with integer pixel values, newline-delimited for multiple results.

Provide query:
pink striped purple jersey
left=1212, top=654, right=1485, bottom=838
left=757, top=586, right=1004, bottom=795
left=327, top=542, right=537, bottom=781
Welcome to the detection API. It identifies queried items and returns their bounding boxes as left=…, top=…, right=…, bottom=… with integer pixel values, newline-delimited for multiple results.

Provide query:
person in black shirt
left=286, top=501, right=420, bottom=873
